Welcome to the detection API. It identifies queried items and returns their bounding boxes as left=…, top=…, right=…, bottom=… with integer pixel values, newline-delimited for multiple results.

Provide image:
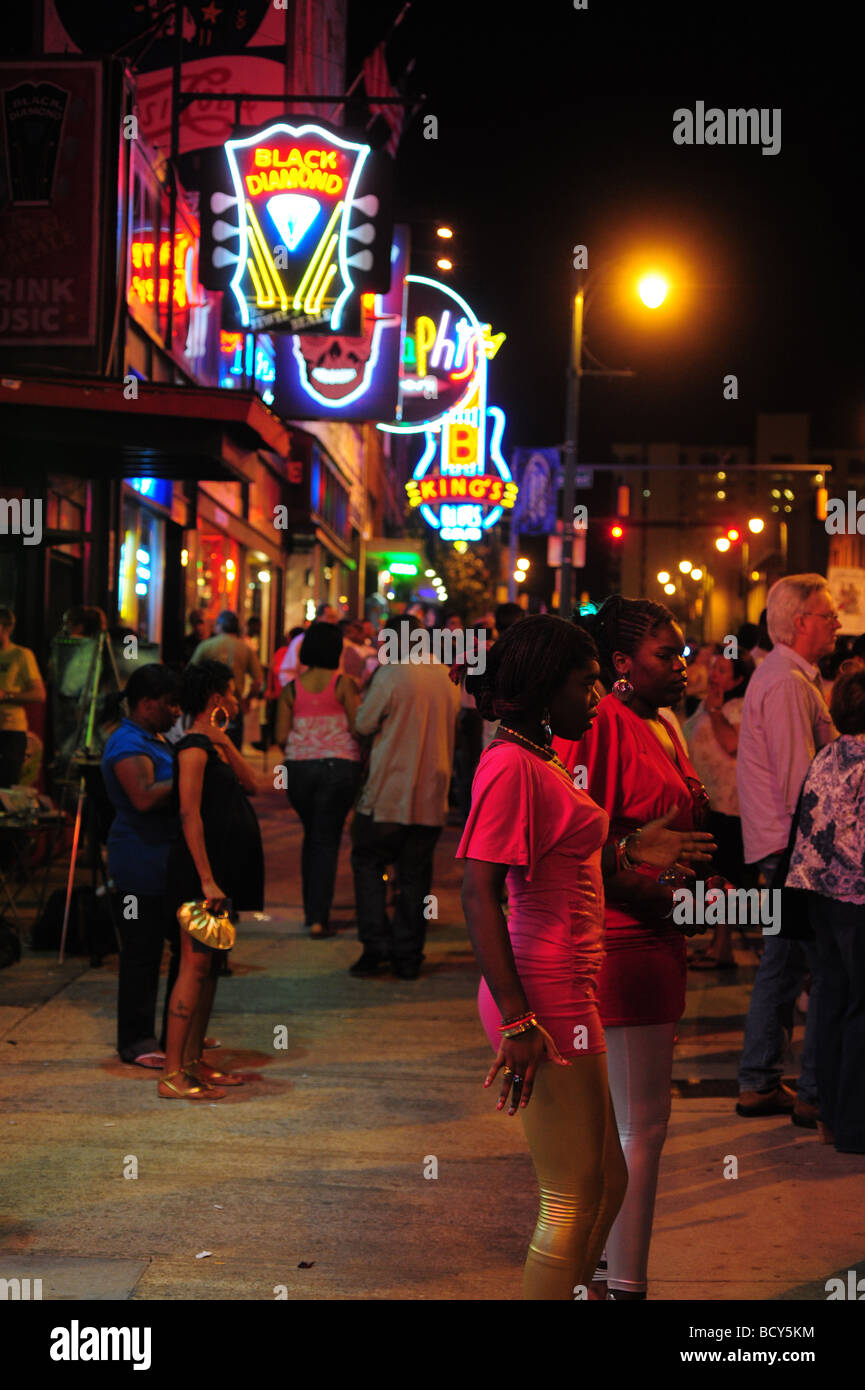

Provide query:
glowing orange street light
left=727, top=528, right=740, bottom=542
left=637, top=273, right=668, bottom=308
left=715, top=537, right=731, bottom=553
left=436, top=226, right=453, bottom=239
left=436, top=257, right=453, bottom=271
left=748, top=517, right=765, bottom=534
left=610, top=524, right=624, bottom=539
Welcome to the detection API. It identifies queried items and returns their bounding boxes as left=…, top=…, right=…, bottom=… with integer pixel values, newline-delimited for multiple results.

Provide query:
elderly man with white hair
left=735, top=574, right=840, bottom=1124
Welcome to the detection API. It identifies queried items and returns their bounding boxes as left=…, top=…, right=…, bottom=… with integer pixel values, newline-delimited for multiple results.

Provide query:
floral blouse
left=787, top=735, right=865, bottom=905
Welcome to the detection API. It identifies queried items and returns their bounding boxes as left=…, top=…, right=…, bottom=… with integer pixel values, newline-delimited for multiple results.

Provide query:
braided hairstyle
left=465, top=614, right=598, bottom=722
left=587, top=594, right=678, bottom=690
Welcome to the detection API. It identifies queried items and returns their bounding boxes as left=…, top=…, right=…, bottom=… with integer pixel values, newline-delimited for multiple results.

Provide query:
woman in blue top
left=101, top=665, right=182, bottom=1067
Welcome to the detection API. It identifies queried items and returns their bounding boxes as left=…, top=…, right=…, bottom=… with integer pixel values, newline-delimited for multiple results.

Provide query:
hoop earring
left=210, top=705, right=229, bottom=731
left=612, top=678, right=633, bottom=703
left=541, top=707, right=553, bottom=747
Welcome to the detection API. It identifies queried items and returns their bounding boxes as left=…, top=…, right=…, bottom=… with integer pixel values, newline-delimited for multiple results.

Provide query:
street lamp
left=679, top=559, right=692, bottom=574
left=748, top=517, right=764, bottom=534
left=436, top=226, right=453, bottom=239
left=560, top=259, right=669, bottom=614
left=715, top=537, right=731, bottom=553
left=691, top=567, right=703, bottom=581
left=637, top=273, right=668, bottom=308
left=436, top=257, right=453, bottom=271
left=657, top=570, right=671, bottom=585
left=663, top=582, right=677, bottom=595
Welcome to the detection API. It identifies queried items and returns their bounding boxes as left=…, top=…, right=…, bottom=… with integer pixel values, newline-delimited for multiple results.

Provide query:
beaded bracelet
left=499, top=1011, right=534, bottom=1029
left=500, top=1013, right=539, bottom=1039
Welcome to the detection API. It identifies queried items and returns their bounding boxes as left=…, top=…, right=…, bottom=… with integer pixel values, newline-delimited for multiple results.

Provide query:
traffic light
left=610, top=524, right=624, bottom=540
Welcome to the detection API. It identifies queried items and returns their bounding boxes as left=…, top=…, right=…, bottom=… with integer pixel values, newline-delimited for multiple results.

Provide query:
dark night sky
left=349, top=0, right=865, bottom=458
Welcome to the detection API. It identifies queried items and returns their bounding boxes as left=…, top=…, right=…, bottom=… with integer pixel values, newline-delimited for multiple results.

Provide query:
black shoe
left=349, top=952, right=387, bottom=977
left=391, top=959, right=421, bottom=980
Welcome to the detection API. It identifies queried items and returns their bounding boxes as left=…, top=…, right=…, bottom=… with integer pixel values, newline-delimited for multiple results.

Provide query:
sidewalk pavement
left=1, top=768, right=864, bottom=1301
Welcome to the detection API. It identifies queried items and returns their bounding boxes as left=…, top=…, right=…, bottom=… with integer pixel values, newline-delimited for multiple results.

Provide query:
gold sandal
left=158, top=1068, right=226, bottom=1101
left=186, top=1058, right=244, bottom=1088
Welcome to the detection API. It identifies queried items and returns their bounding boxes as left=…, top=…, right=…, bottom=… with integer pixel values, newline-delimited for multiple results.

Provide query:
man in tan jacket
left=350, top=616, right=461, bottom=979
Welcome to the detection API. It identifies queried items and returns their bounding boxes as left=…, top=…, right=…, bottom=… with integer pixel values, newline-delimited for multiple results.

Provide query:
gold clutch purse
left=177, top=901, right=236, bottom=950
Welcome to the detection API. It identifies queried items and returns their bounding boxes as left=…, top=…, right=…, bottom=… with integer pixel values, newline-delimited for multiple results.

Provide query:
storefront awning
left=0, top=375, right=290, bottom=481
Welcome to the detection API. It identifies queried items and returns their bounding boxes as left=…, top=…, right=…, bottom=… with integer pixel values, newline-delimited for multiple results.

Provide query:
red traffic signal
left=610, top=524, right=624, bottom=540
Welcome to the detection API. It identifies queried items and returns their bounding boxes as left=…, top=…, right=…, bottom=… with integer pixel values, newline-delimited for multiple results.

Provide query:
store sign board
left=199, top=120, right=392, bottom=335
left=378, top=276, right=506, bottom=434
left=395, top=281, right=516, bottom=542
left=0, top=61, right=102, bottom=345
left=271, top=225, right=407, bottom=421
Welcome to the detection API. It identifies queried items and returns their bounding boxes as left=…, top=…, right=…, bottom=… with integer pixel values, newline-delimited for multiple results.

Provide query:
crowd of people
left=458, top=574, right=865, bottom=1301
left=4, top=574, right=863, bottom=1299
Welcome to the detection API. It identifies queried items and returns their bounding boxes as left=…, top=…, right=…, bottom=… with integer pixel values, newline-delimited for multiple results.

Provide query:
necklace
left=497, top=726, right=576, bottom=786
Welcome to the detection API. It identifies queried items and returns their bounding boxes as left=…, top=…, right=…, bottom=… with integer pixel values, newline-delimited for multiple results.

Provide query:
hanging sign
left=199, top=119, right=392, bottom=335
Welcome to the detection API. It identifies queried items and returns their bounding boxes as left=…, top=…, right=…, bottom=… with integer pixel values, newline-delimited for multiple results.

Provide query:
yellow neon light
left=415, top=316, right=437, bottom=377
left=247, top=202, right=288, bottom=311
left=303, top=233, right=338, bottom=313
left=244, top=202, right=277, bottom=306
left=311, top=261, right=338, bottom=315
left=293, top=201, right=343, bottom=310
left=247, top=258, right=268, bottom=305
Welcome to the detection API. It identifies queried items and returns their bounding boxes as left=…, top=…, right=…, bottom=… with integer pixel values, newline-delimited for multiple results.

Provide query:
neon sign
left=128, top=233, right=196, bottom=311
left=387, top=278, right=516, bottom=543
left=271, top=226, right=407, bottom=422
left=205, top=121, right=390, bottom=335
left=378, top=276, right=506, bottom=434
left=218, top=330, right=276, bottom=405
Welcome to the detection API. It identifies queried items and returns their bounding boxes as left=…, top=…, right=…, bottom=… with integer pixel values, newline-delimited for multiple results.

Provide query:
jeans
left=0, top=731, right=27, bottom=786
left=811, top=893, right=865, bottom=1152
left=284, top=758, right=361, bottom=928
left=116, top=893, right=180, bottom=1060
left=350, top=812, right=441, bottom=966
left=738, top=853, right=819, bottom=1102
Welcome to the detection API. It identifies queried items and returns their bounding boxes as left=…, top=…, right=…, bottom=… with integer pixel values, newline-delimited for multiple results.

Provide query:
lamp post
left=560, top=280, right=585, bottom=616
left=559, top=264, right=668, bottom=616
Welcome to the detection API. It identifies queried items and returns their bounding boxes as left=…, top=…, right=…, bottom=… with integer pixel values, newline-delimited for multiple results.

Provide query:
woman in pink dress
left=459, top=616, right=715, bottom=1299
left=554, top=595, right=711, bottom=1300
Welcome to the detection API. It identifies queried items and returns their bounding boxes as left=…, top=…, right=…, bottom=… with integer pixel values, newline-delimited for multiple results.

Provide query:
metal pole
left=560, top=283, right=584, bottom=617
left=508, top=515, right=518, bottom=601
left=165, top=1, right=184, bottom=354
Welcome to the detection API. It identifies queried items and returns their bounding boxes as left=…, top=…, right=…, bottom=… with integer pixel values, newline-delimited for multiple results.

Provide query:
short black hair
left=466, top=615, right=598, bottom=722
left=215, top=610, right=239, bottom=635
left=737, top=622, right=759, bottom=649
left=299, top=621, right=343, bottom=670
left=124, top=664, right=181, bottom=710
left=180, top=659, right=233, bottom=717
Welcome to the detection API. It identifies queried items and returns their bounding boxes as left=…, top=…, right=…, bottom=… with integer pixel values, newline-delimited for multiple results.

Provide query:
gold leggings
left=519, top=1052, right=628, bottom=1300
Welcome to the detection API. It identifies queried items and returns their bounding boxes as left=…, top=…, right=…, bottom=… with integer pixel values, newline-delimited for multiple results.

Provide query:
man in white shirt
left=349, top=616, right=461, bottom=980
left=736, top=575, right=840, bottom=1123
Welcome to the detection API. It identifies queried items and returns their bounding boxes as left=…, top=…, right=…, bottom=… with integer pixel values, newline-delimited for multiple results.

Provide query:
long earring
left=210, top=704, right=229, bottom=731
left=541, top=707, right=553, bottom=747
left=612, top=677, right=633, bottom=702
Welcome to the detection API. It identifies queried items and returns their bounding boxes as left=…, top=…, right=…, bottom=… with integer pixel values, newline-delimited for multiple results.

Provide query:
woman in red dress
left=554, top=596, right=710, bottom=1300
left=459, top=615, right=714, bottom=1299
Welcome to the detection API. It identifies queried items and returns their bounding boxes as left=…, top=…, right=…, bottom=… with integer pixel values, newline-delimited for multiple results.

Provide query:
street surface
left=1, top=766, right=863, bottom=1301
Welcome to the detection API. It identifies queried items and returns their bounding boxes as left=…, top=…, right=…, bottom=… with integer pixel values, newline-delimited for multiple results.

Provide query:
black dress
left=165, top=732, right=265, bottom=914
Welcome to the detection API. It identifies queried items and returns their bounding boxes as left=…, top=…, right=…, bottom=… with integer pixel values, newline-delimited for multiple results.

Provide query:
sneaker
left=349, top=952, right=387, bottom=977
left=736, top=1083, right=796, bottom=1117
